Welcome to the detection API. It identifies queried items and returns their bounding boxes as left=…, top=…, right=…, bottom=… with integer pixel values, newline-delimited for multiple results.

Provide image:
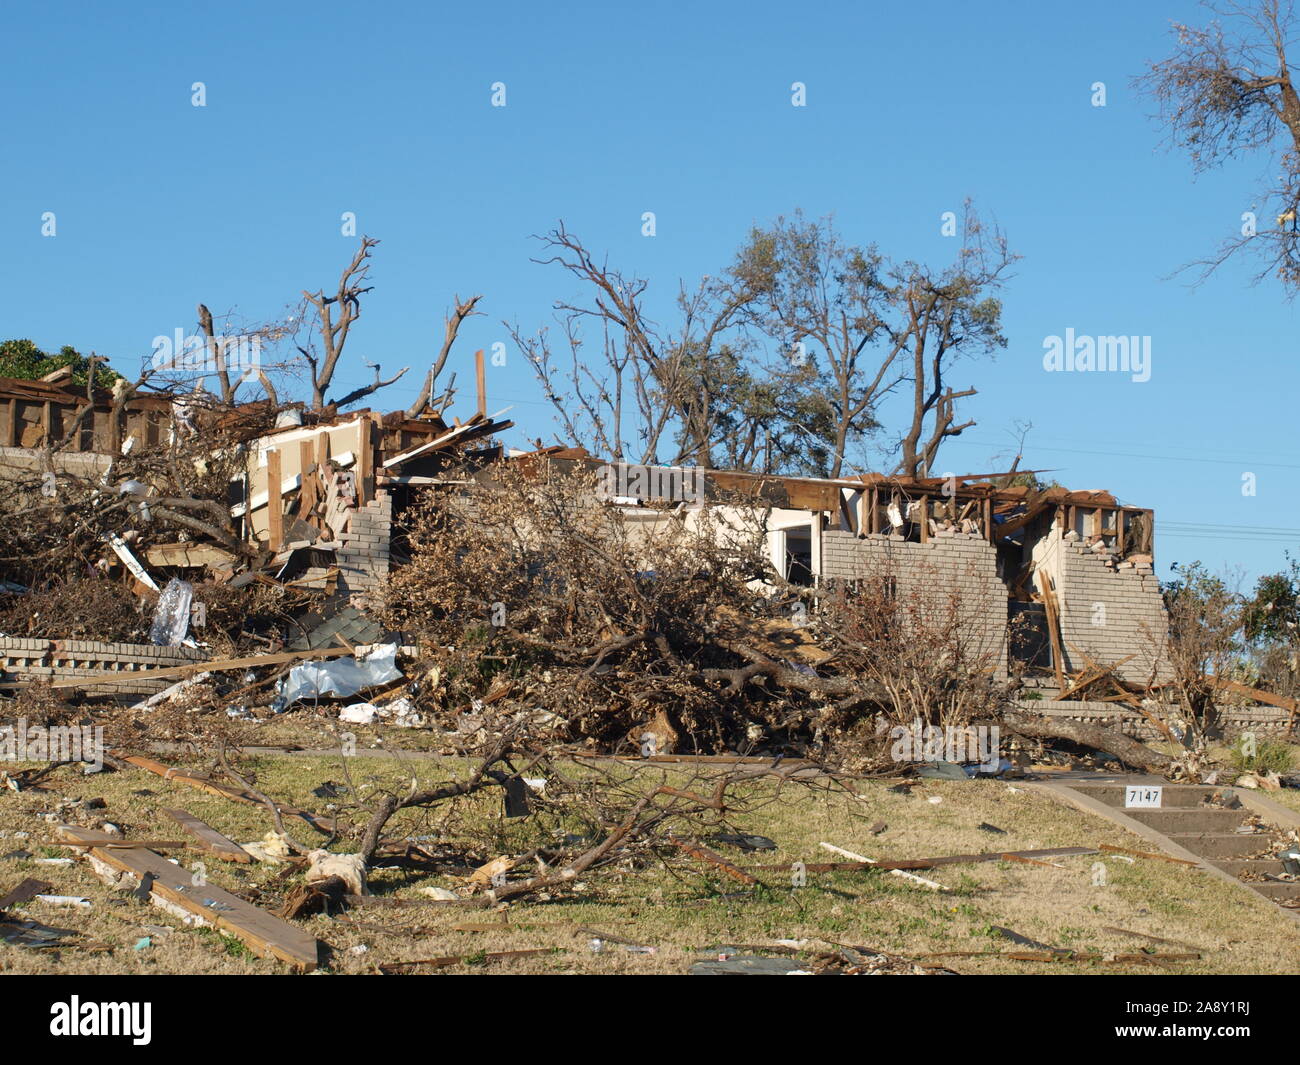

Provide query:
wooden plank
left=57, top=824, right=318, bottom=971
left=357, top=418, right=372, bottom=506
left=298, top=439, right=316, bottom=522
left=107, top=534, right=160, bottom=592
left=1040, top=579, right=1066, bottom=690
left=1207, top=675, right=1299, bottom=713
left=475, top=348, right=486, bottom=417
left=266, top=448, right=284, bottom=550
left=121, top=756, right=334, bottom=836
left=163, top=808, right=253, bottom=864
left=144, top=542, right=236, bottom=568
left=2, top=397, right=14, bottom=448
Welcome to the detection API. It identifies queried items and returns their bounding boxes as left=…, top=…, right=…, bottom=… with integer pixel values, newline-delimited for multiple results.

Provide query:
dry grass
left=2, top=751, right=1298, bottom=975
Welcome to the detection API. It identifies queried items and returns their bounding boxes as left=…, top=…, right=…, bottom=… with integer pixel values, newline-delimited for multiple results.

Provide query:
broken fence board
left=56, top=824, right=319, bottom=972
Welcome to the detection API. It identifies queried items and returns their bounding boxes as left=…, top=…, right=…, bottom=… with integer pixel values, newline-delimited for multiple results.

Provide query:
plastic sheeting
left=276, top=644, right=402, bottom=708
left=149, top=578, right=194, bottom=647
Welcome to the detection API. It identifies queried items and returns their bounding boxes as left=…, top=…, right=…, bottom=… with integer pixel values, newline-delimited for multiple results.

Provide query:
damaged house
left=546, top=458, right=1172, bottom=691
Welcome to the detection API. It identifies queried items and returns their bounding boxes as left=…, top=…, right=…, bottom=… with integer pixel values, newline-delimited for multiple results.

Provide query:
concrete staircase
left=1062, top=779, right=1299, bottom=909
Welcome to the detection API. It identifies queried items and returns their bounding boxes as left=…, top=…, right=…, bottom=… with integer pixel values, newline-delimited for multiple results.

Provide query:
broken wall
left=335, top=490, right=392, bottom=599
left=1046, top=527, right=1171, bottom=684
left=0, top=638, right=208, bottom=701
left=821, top=527, right=1008, bottom=676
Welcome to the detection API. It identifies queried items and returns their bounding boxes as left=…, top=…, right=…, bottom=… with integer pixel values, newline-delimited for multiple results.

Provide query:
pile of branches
left=378, top=463, right=1015, bottom=769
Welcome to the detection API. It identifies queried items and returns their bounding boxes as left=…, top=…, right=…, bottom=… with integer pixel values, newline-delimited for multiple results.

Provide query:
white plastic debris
left=418, top=887, right=460, bottom=901
left=240, top=831, right=292, bottom=864
left=37, top=895, right=92, bottom=908
left=339, top=703, right=380, bottom=725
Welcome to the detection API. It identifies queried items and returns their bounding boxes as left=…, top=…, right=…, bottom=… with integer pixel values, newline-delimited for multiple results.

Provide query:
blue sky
left=2, top=0, right=1297, bottom=585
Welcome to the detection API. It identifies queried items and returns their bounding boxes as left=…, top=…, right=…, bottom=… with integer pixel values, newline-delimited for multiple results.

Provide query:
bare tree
left=511, top=223, right=763, bottom=466
left=405, top=295, right=482, bottom=418
left=1138, top=0, right=1300, bottom=288
left=734, top=212, right=903, bottom=478
left=893, top=204, right=1014, bottom=478
left=737, top=204, right=1013, bottom=479
left=295, top=237, right=407, bottom=411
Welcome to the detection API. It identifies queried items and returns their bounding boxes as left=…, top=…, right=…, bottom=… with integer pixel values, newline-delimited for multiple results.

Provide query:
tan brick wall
left=821, top=528, right=1008, bottom=677
left=337, top=490, right=392, bottom=598
left=0, top=637, right=207, bottom=699
left=1054, top=531, right=1171, bottom=684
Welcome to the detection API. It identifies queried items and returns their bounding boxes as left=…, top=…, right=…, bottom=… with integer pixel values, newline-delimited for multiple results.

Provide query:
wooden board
left=120, top=755, right=334, bottom=836
left=144, top=542, right=237, bottom=568
left=162, top=808, right=252, bottom=863
left=57, top=824, right=318, bottom=972
left=266, top=448, right=284, bottom=550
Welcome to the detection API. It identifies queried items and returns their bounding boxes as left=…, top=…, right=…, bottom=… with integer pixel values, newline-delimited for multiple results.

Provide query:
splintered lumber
left=744, top=860, right=935, bottom=873
left=921, top=950, right=1200, bottom=965
left=923, top=846, right=1096, bottom=867
left=107, top=534, right=160, bottom=593
left=120, top=755, right=334, bottom=835
left=56, top=825, right=319, bottom=972
left=1039, top=580, right=1066, bottom=690
left=266, top=448, right=284, bottom=550
left=163, top=808, right=252, bottom=863
left=670, top=837, right=758, bottom=885
left=1099, top=843, right=1199, bottom=867
left=50, top=646, right=352, bottom=688
left=1208, top=676, right=1300, bottom=727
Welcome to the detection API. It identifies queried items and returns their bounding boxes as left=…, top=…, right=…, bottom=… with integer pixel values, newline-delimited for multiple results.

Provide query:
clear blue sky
left=2, top=0, right=1297, bottom=586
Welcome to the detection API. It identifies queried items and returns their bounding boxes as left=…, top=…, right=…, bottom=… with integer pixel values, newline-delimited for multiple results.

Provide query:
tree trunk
left=1001, top=711, right=1173, bottom=773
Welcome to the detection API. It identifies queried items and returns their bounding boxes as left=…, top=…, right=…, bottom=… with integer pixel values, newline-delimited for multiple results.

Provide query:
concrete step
left=1066, top=783, right=1228, bottom=809
left=1167, top=833, right=1276, bottom=859
left=1243, top=880, right=1300, bottom=902
left=1211, top=858, right=1287, bottom=877
left=1123, top=808, right=1250, bottom=833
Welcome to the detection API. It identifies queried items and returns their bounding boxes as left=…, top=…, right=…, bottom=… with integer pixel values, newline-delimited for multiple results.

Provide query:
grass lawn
left=2, top=745, right=1298, bottom=975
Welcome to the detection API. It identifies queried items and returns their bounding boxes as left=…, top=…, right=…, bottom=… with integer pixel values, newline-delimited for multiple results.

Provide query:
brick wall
left=1018, top=698, right=1293, bottom=741
left=0, top=638, right=207, bottom=700
left=821, top=528, right=1008, bottom=676
left=337, top=490, right=392, bottom=598
left=1051, top=529, right=1171, bottom=684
